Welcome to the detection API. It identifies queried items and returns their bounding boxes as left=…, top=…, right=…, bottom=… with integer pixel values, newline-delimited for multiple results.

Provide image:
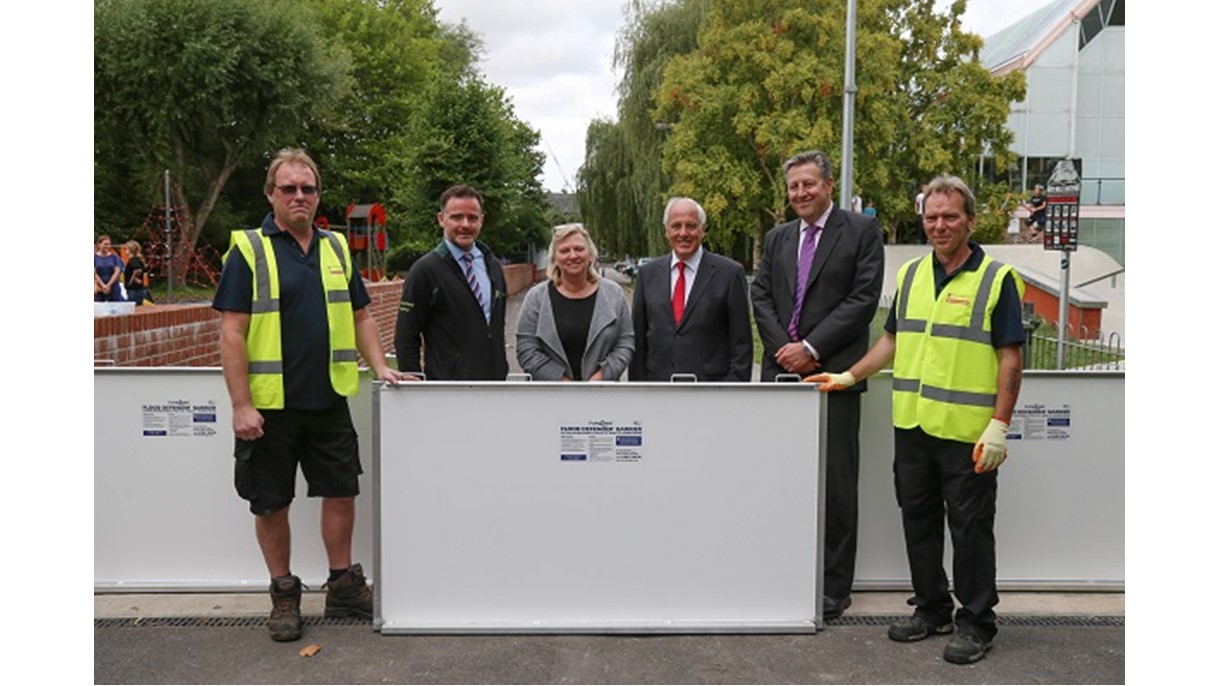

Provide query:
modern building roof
left=981, top=0, right=1099, bottom=75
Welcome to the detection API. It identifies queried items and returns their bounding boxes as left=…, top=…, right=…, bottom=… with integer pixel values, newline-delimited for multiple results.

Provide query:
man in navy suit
left=629, top=197, right=752, bottom=382
left=751, top=151, right=885, bottom=619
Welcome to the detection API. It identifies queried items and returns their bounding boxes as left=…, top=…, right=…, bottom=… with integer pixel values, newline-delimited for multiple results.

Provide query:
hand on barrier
left=802, top=370, right=855, bottom=392
left=972, top=418, right=1009, bottom=473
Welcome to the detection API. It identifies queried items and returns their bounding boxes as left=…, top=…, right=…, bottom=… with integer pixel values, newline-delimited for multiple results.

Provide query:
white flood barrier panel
left=96, top=369, right=1122, bottom=595
left=94, top=368, right=375, bottom=591
left=854, top=371, right=1125, bottom=590
left=373, top=383, right=825, bottom=634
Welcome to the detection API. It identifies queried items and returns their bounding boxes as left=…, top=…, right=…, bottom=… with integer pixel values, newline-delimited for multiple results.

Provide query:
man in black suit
left=751, top=151, right=885, bottom=619
left=394, top=184, right=509, bottom=380
left=629, top=197, right=753, bottom=382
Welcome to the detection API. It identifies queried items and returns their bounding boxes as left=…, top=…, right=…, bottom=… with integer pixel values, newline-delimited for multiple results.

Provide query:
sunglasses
left=275, top=184, right=319, bottom=196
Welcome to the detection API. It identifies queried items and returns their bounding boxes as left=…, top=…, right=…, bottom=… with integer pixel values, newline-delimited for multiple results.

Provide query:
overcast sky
left=432, top=0, right=1049, bottom=193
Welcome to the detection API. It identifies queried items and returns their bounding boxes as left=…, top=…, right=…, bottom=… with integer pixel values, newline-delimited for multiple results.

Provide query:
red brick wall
left=95, top=265, right=534, bottom=367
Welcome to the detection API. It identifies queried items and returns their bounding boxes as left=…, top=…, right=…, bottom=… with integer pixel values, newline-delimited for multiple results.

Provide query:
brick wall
left=94, top=264, right=535, bottom=367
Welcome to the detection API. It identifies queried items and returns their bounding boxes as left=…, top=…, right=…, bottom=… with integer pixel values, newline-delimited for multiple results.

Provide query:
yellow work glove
left=972, top=418, right=1009, bottom=473
left=802, top=370, right=856, bottom=392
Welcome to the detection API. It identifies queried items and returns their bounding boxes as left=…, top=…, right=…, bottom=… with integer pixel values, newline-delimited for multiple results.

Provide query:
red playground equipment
left=344, top=203, right=389, bottom=281
left=128, top=205, right=224, bottom=290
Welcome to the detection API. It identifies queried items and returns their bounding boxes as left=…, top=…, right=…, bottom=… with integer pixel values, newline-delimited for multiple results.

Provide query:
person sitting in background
left=95, top=235, right=125, bottom=302
left=124, top=240, right=154, bottom=306
left=515, top=225, right=634, bottom=381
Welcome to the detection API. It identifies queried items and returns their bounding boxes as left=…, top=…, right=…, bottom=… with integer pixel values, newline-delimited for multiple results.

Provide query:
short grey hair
left=926, top=175, right=976, bottom=218
left=546, top=224, right=600, bottom=285
left=663, top=197, right=707, bottom=227
left=783, top=150, right=834, bottom=181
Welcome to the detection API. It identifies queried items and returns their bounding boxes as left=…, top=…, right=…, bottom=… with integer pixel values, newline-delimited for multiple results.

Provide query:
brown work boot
left=268, top=575, right=303, bottom=641
left=324, top=563, right=373, bottom=619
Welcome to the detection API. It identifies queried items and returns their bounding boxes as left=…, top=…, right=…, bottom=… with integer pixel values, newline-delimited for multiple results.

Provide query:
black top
left=124, top=256, right=146, bottom=288
left=885, top=242, right=1025, bottom=348
left=213, top=213, right=371, bottom=410
left=1029, top=193, right=1047, bottom=226
left=548, top=282, right=596, bottom=380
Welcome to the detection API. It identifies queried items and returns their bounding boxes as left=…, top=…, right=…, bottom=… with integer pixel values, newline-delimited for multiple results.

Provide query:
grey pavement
left=95, top=591, right=1124, bottom=684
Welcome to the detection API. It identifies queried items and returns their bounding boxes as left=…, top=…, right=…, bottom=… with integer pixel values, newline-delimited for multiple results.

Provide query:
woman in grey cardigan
left=516, top=225, right=634, bottom=381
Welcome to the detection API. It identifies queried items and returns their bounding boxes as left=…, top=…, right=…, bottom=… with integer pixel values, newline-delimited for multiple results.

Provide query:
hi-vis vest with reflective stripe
left=891, top=252, right=1024, bottom=443
left=228, top=228, right=359, bottom=409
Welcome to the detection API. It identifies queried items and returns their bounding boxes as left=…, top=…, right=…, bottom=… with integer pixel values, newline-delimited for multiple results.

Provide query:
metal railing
left=1025, top=325, right=1124, bottom=371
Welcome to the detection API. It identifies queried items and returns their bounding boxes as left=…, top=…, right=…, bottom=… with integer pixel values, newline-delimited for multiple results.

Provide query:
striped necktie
left=461, top=252, right=486, bottom=311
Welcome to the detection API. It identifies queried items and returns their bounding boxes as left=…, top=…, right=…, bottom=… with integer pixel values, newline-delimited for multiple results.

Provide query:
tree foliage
left=297, top=0, right=446, bottom=214
left=389, top=75, right=548, bottom=266
left=579, top=0, right=709, bottom=259
left=581, top=0, right=1025, bottom=267
left=95, top=0, right=347, bottom=282
left=95, top=0, right=548, bottom=283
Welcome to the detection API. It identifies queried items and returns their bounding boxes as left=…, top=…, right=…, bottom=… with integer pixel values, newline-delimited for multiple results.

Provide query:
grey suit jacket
left=628, top=250, right=753, bottom=382
left=750, top=207, right=884, bottom=388
left=515, top=279, right=635, bottom=381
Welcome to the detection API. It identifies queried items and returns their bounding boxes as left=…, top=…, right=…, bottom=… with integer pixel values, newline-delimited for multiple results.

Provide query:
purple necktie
left=787, top=224, right=821, bottom=340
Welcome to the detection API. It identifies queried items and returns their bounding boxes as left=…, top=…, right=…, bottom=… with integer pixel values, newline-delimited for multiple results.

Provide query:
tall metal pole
left=164, top=169, right=174, bottom=302
left=1045, top=157, right=1081, bottom=370
left=839, top=0, right=857, bottom=209
left=1057, top=252, right=1070, bottom=369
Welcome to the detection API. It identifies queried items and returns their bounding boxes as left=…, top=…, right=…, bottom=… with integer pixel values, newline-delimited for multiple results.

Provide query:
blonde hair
left=546, top=224, right=600, bottom=285
left=125, top=240, right=142, bottom=258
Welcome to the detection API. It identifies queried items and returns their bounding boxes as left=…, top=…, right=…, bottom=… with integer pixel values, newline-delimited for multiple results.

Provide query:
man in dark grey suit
left=629, top=197, right=753, bottom=382
left=751, top=151, right=885, bottom=619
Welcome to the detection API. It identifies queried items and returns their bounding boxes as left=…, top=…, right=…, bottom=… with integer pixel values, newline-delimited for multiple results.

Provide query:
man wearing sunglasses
left=214, top=148, right=408, bottom=642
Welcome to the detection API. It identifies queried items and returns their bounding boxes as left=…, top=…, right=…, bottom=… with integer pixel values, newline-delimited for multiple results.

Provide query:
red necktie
left=672, top=262, right=686, bottom=324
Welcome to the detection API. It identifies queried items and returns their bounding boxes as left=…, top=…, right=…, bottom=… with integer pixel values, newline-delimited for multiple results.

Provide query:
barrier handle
left=774, top=373, right=802, bottom=383
left=507, top=373, right=533, bottom=382
left=669, top=373, right=698, bottom=383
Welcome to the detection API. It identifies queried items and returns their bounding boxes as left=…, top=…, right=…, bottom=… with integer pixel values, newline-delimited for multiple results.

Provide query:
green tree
left=577, top=118, right=641, bottom=257
left=390, top=74, right=548, bottom=265
left=298, top=0, right=447, bottom=216
left=579, top=0, right=709, bottom=259
left=587, top=0, right=1024, bottom=266
left=95, top=0, right=347, bottom=284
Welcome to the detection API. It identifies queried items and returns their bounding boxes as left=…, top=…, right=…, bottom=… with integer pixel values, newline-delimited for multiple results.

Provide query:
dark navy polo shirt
left=885, top=242, right=1025, bottom=348
left=213, top=214, right=372, bottom=410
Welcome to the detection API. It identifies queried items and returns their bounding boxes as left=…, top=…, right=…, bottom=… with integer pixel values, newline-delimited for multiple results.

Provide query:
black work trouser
left=893, top=426, right=999, bottom=640
left=822, top=392, right=861, bottom=601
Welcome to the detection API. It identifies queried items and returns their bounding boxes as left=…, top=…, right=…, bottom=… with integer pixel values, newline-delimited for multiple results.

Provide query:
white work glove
left=972, top=418, right=1009, bottom=473
left=802, top=370, right=856, bottom=392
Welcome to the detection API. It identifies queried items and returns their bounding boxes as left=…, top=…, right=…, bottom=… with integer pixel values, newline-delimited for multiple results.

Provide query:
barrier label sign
left=559, top=420, right=644, bottom=463
left=1008, top=403, right=1071, bottom=441
left=141, top=399, right=219, bottom=437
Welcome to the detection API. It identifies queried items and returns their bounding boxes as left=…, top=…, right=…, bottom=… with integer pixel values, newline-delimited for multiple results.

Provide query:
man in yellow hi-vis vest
left=214, top=148, right=409, bottom=642
left=805, top=175, right=1025, bottom=665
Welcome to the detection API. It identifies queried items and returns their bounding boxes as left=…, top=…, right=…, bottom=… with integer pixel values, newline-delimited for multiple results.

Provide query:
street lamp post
left=839, top=0, right=858, bottom=210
